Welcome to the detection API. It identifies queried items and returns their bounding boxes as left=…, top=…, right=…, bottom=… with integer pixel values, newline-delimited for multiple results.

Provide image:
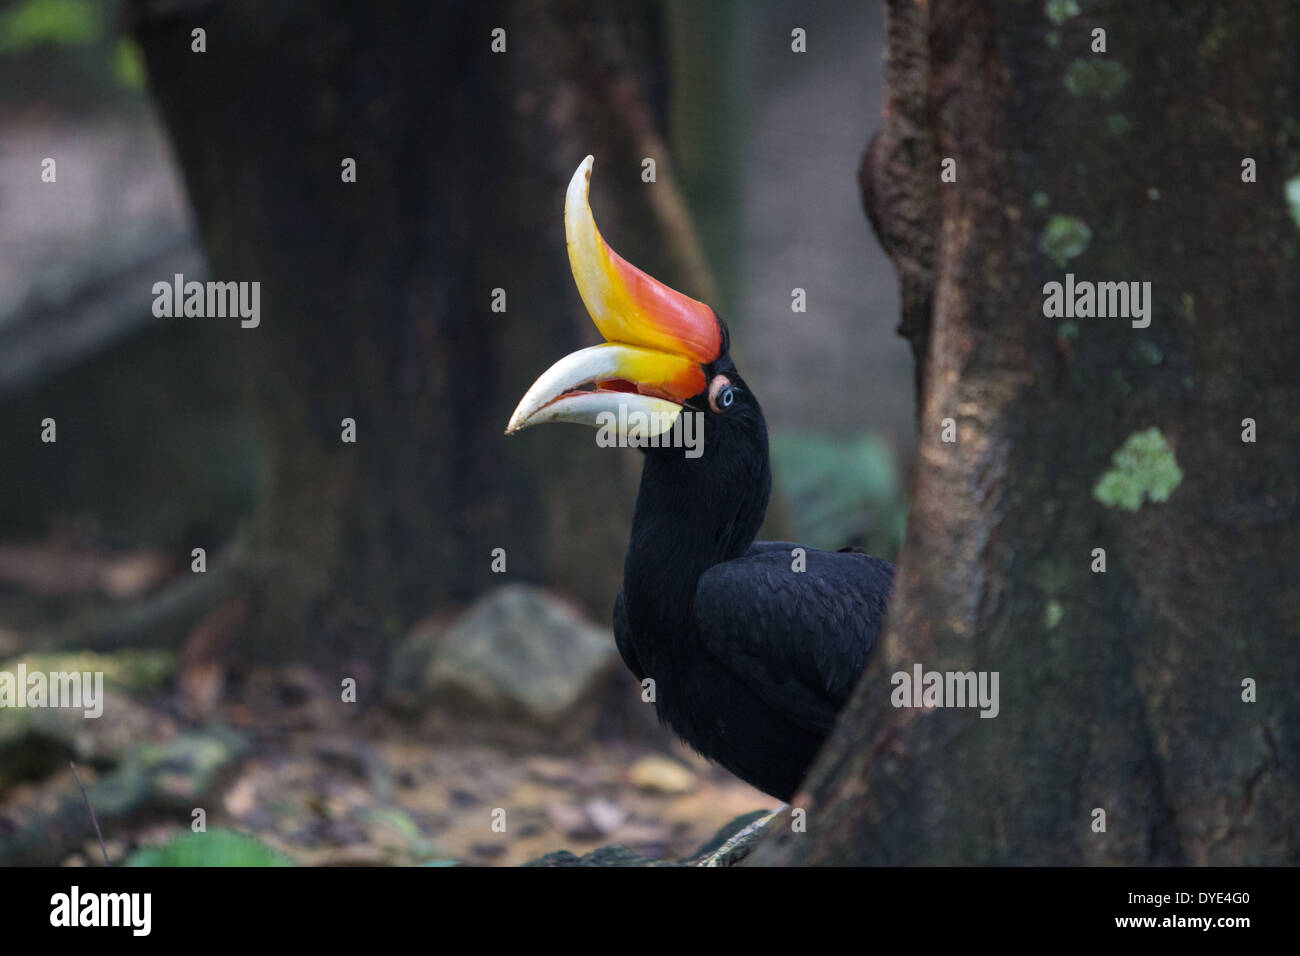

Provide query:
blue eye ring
left=708, top=374, right=736, bottom=413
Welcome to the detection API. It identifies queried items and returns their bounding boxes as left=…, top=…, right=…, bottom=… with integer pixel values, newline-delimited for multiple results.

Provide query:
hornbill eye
left=708, top=375, right=735, bottom=414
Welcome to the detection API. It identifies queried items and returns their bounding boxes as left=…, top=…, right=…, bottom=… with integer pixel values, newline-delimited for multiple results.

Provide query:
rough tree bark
left=754, top=0, right=1299, bottom=865
left=127, top=0, right=708, bottom=656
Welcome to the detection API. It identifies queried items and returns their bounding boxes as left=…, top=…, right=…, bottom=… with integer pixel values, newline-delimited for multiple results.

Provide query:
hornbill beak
left=505, top=156, right=722, bottom=438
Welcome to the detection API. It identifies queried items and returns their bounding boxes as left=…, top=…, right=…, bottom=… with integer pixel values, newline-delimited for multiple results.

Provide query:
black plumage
left=613, top=347, right=895, bottom=801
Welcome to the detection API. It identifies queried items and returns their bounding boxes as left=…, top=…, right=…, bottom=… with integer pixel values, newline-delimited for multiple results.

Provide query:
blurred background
left=0, top=0, right=911, bottom=865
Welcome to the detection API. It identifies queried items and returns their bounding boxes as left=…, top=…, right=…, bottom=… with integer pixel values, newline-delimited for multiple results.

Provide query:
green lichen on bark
left=1093, top=427, right=1183, bottom=510
left=1064, top=59, right=1129, bottom=99
left=1133, top=339, right=1163, bottom=365
left=1044, top=0, right=1080, bottom=25
left=1045, top=599, right=1064, bottom=629
left=1039, top=214, right=1091, bottom=266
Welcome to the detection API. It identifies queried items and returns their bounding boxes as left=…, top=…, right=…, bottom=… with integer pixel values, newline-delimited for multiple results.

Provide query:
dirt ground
left=1, top=662, right=777, bottom=867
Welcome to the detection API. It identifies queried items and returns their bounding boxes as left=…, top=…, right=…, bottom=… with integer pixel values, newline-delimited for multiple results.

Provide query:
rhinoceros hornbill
left=506, top=157, right=894, bottom=801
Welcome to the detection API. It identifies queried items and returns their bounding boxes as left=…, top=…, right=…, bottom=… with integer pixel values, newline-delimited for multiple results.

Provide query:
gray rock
left=0, top=726, right=248, bottom=866
left=524, top=809, right=780, bottom=867
left=684, top=808, right=779, bottom=866
left=0, top=649, right=174, bottom=792
left=526, top=844, right=674, bottom=867
left=399, top=584, right=618, bottom=725
left=385, top=612, right=452, bottom=714
left=0, top=688, right=158, bottom=792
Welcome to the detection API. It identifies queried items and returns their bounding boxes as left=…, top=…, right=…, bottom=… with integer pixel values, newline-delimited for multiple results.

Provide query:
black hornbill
left=507, top=156, right=894, bottom=801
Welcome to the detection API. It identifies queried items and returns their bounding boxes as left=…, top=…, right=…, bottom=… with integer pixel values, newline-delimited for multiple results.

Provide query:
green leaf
left=0, top=0, right=104, bottom=54
left=125, top=829, right=296, bottom=867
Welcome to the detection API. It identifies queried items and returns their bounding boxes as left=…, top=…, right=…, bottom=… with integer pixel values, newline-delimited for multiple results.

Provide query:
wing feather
left=694, top=542, right=893, bottom=734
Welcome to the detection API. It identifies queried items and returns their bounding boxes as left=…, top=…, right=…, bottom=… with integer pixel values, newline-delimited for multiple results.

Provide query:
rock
left=545, top=797, right=629, bottom=839
left=524, top=755, right=578, bottom=786
left=399, top=584, right=617, bottom=725
left=525, top=809, right=778, bottom=867
left=0, top=696, right=162, bottom=793
left=88, top=727, right=249, bottom=819
left=526, top=844, right=675, bottom=867
left=628, top=754, right=697, bottom=795
left=0, top=689, right=156, bottom=781
left=684, top=809, right=777, bottom=866
left=0, top=649, right=178, bottom=791
left=545, top=802, right=598, bottom=840
left=582, top=797, right=627, bottom=835
left=385, top=610, right=456, bottom=714
left=0, top=726, right=248, bottom=866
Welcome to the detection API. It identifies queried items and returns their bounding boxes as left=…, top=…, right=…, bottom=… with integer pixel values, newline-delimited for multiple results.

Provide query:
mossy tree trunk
left=129, top=0, right=694, bottom=656
left=755, top=0, right=1299, bottom=865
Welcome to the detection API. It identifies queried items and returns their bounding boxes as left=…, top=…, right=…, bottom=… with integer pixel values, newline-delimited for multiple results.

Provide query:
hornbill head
left=505, top=156, right=762, bottom=455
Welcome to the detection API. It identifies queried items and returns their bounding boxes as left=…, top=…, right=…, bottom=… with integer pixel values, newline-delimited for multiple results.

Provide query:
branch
left=69, top=762, right=110, bottom=867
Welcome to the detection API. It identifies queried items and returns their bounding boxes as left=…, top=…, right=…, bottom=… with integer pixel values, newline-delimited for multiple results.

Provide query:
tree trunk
left=755, top=0, right=1299, bottom=865
left=128, top=0, right=705, bottom=656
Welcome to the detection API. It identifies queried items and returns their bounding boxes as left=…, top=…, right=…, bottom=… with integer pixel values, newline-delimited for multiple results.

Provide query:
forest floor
left=0, top=537, right=774, bottom=867
left=0, top=650, right=776, bottom=867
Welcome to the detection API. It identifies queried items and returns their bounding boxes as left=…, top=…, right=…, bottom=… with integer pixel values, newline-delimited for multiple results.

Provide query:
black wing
left=693, top=542, right=894, bottom=735
left=613, top=590, right=644, bottom=680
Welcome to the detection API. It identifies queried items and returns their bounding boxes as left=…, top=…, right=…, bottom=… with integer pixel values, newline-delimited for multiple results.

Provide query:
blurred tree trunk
left=128, top=0, right=707, bottom=656
left=665, top=0, right=750, bottom=316
left=755, top=0, right=1299, bottom=864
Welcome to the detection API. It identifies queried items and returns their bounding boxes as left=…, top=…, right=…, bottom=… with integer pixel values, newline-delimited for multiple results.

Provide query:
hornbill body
left=508, top=157, right=894, bottom=801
